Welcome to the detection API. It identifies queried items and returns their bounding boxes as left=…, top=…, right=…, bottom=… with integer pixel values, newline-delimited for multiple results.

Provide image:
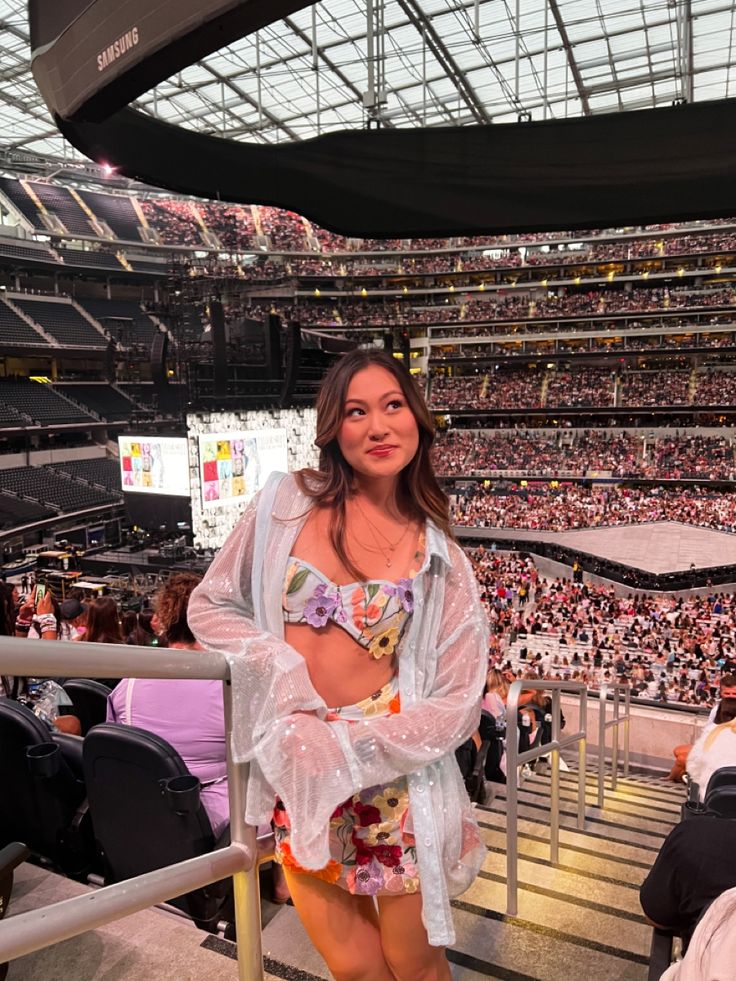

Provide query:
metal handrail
left=0, top=636, right=263, bottom=981
left=596, top=683, right=631, bottom=808
left=505, top=680, right=588, bottom=917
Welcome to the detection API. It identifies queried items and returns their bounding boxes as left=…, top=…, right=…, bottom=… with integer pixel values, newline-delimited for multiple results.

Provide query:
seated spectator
left=121, top=608, right=158, bottom=647
left=60, top=596, right=88, bottom=641
left=1, top=583, right=81, bottom=734
left=687, top=698, right=736, bottom=800
left=669, top=676, right=736, bottom=781
left=107, top=573, right=229, bottom=836
left=78, top=595, right=124, bottom=688
left=14, top=586, right=61, bottom=641
left=641, top=821, right=736, bottom=952
left=657, top=884, right=736, bottom=980
left=0, top=674, right=80, bottom=735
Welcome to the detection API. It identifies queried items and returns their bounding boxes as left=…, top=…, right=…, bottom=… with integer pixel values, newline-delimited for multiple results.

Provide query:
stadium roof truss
left=0, top=0, right=735, bottom=164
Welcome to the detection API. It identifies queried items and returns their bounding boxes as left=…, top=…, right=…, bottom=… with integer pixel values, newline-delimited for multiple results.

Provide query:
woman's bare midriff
left=285, top=504, right=422, bottom=708
left=285, top=621, right=396, bottom=708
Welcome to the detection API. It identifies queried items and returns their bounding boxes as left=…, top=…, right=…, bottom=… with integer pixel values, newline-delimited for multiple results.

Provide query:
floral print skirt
left=273, top=677, right=420, bottom=896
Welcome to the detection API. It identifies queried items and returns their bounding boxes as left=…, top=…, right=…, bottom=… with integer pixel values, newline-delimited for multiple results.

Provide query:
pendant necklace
left=353, top=498, right=411, bottom=568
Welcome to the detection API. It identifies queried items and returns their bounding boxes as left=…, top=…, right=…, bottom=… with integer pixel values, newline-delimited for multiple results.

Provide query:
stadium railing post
left=505, top=680, right=587, bottom=916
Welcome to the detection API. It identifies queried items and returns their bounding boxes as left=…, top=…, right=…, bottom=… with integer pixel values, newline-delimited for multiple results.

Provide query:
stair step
left=460, top=875, right=650, bottom=957
left=263, top=899, right=649, bottom=981
left=564, top=766, right=682, bottom=798
left=479, top=851, right=645, bottom=918
left=481, top=829, right=647, bottom=887
left=512, top=778, right=680, bottom=826
left=476, top=809, right=662, bottom=860
left=500, top=792, right=677, bottom=836
left=452, top=896, right=648, bottom=980
left=536, top=770, right=685, bottom=811
left=481, top=797, right=669, bottom=844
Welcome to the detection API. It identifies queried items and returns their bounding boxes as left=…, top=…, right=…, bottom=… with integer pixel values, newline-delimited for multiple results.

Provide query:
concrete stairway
left=260, top=762, right=684, bottom=980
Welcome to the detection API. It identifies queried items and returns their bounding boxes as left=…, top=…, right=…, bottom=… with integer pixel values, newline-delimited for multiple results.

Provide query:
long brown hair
left=294, top=348, right=451, bottom=580
left=82, top=596, right=123, bottom=644
left=154, top=573, right=201, bottom=645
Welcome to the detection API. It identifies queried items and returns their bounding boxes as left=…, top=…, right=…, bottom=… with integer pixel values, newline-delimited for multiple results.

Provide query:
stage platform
left=457, top=521, right=736, bottom=575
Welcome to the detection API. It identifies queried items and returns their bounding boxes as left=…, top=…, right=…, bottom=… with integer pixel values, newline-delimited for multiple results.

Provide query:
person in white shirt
left=669, top=675, right=736, bottom=781
left=687, top=698, right=736, bottom=801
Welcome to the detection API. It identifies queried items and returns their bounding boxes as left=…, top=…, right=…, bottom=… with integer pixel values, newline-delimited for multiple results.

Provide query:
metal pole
left=366, top=0, right=375, bottom=110
left=505, top=682, right=520, bottom=916
left=256, top=31, right=262, bottom=127
left=577, top=690, right=587, bottom=830
left=514, top=0, right=520, bottom=104
left=623, top=688, right=631, bottom=777
left=223, top=679, right=263, bottom=981
left=542, top=0, right=549, bottom=120
left=550, top=690, right=560, bottom=864
left=611, top=689, right=620, bottom=793
left=597, top=685, right=607, bottom=809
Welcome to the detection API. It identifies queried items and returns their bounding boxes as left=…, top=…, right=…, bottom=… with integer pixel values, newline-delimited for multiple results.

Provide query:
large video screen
left=199, top=429, right=288, bottom=509
left=118, top=435, right=190, bottom=497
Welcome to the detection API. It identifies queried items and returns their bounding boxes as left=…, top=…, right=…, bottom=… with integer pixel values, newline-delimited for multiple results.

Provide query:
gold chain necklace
left=352, top=498, right=412, bottom=568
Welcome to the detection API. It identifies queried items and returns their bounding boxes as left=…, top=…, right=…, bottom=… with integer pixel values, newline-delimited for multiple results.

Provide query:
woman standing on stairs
left=189, top=349, right=489, bottom=980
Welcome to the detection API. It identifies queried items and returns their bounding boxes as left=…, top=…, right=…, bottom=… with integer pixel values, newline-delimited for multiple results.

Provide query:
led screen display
left=198, top=428, right=288, bottom=509
left=118, top=435, right=190, bottom=497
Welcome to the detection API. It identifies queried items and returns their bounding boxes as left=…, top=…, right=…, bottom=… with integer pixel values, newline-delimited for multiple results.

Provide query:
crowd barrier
left=0, top=636, right=264, bottom=981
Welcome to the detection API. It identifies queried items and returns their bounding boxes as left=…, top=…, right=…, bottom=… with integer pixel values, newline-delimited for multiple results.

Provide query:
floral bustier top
left=282, top=536, right=425, bottom=660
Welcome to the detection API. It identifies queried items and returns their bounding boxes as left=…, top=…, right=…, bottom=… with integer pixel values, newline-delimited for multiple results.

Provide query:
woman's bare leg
left=377, top=892, right=451, bottom=981
left=283, top=868, right=396, bottom=981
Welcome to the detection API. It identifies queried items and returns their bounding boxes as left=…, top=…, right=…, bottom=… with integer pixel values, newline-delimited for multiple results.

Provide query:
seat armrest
left=648, top=927, right=676, bottom=981
left=0, top=843, right=30, bottom=877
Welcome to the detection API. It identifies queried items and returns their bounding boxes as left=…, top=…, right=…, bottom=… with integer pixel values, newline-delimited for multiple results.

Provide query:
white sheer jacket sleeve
left=187, top=493, right=326, bottom=768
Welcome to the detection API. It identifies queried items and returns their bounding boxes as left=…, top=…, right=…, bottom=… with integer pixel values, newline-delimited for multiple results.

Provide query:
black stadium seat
left=0, top=698, right=88, bottom=873
left=83, top=724, right=233, bottom=933
left=62, top=679, right=112, bottom=736
left=704, top=766, right=736, bottom=818
left=0, top=841, right=31, bottom=981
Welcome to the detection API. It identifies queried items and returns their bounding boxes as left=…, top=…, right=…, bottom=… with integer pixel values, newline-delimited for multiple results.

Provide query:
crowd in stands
left=695, top=369, right=736, bottom=404
left=257, top=208, right=309, bottom=251
left=546, top=369, right=615, bottom=408
left=139, top=198, right=204, bottom=247
left=432, top=431, right=735, bottom=480
left=620, top=370, right=691, bottom=407
left=482, top=568, right=736, bottom=708
left=243, top=286, right=736, bottom=333
left=427, top=367, right=736, bottom=412
left=451, top=484, right=736, bottom=532
left=430, top=371, right=543, bottom=410
left=434, top=331, right=736, bottom=360
left=197, top=202, right=256, bottom=251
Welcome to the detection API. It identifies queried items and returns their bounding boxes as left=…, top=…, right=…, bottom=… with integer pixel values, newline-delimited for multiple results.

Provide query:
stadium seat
left=0, top=841, right=31, bottom=981
left=0, top=699, right=88, bottom=873
left=704, top=766, right=736, bottom=818
left=83, top=724, right=233, bottom=933
left=62, top=679, right=112, bottom=736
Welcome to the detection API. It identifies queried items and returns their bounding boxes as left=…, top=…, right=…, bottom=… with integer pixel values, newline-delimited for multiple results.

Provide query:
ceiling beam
left=546, top=0, right=591, bottom=114
left=395, top=0, right=492, bottom=125
left=282, top=14, right=389, bottom=123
